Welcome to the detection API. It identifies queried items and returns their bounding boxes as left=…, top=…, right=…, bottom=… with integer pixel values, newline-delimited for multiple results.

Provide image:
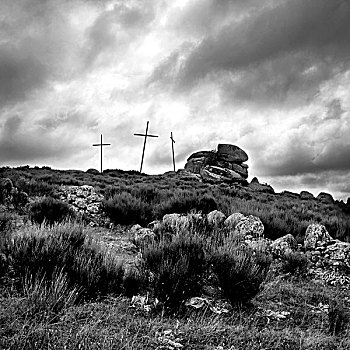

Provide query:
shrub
left=0, top=177, right=13, bottom=204
left=141, top=233, right=207, bottom=311
left=328, top=299, right=349, bottom=335
left=23, top=268, right=81, bottom=320
left=6, top=224, right=124, bottom=301
left=0, top=212, right=13, bottom=234
left=29, top=197, right=75, bottom=226
left=211, top=243, right=270, bottom=306
left=197, top=195, right=218, bottom=213
left=122, top=267, right=148, bottom=297
left=281, top=251, right=309, bottom=275
left=102, top=192, right=152, bottom=225
left=69, top=243, right=124, bottom=300
left=12, top=189, right=29, bottom=211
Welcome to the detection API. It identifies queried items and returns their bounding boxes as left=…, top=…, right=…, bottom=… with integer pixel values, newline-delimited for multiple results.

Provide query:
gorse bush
left=29, top=197, right=75, bottom=226
left=102, top=192, right=152, bottom=225
left=3, top=224, right=124, bottom=301
left=141, top=233, right=207, bottom=311
left=211, top=242, right=270, bottom=306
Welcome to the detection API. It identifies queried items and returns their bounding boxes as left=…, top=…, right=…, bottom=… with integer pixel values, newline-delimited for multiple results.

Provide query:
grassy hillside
left=1, top=166, right=350, bottom=242
left=1, top=166, right=350, bottom=349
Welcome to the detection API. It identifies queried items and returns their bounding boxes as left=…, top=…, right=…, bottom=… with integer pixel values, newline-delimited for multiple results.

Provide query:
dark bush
left=0, top=212, right=13, bottom=234
left=29, top=197, right=75, bottom=226
left=281, top=251, right=309, bottom=275
left=0, top=178, right=13, bottom=204
left=141, top=233, right=207, bottom=311
left=211, top=243, right=270, bottom=306
left=328, top=299, right=349, bottom=335
left=6, top=224, right=124, bottom=301
left=198, top=195, right=218, bottom=213
left=122, top=267, right=148, bottom=297
left=102, top=192, right=152, bottom=225
left=12, top=189, right=29, bottom=210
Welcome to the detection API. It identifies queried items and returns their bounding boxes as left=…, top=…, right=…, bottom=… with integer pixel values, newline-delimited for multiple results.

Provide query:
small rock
left=207, top=210, right=226, bottom=226
left=270, top=234, right=297, bottom=258
left=224, top=213, right=245, bottom=230
left=234, top=215, right=264, bottom=238
left=304, top=224, right=333, bottom=250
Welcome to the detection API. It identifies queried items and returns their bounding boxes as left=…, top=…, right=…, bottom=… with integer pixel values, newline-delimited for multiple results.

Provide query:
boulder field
left=131, top=211, right=350, bottom=287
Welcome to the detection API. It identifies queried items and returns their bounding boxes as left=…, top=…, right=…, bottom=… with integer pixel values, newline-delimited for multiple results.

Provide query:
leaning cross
left=92, top=134, right=111, bottom=173
left=170, top=132, right=176, bottom=172
left=134, top=121, right=158, bottom=173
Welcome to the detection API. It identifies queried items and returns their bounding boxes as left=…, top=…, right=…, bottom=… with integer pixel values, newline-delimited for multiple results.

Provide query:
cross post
left=92, top=134, right=111, bottom=173
left=170, top=132, right=176, bottom=172
left=134, top=121, right=158, bottom=173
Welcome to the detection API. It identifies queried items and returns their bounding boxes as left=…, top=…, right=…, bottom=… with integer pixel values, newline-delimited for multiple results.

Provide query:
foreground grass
left=1, top=276, right=349, bottom=349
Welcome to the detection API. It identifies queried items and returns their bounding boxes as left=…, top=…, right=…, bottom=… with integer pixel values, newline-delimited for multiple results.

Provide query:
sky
left=0, top=0, right=350, bottom=201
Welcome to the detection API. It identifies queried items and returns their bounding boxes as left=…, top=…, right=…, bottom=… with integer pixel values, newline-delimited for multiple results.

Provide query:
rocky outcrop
left=57, top=185, right=108, bottom=226
left=248, top=177, right=275, bottom=194
left=201, top=166, right=244, bottom=184
left=300, top=191, right=314, bottom=200
left=184, top=144, right=249, bottom=184
left=217, top=144, right=248, bottom=163
left=281, top=191, right=300, bottom=199
left=317, top=192, right=334, bottom=204
left=185, top=151, right=216, bottom=174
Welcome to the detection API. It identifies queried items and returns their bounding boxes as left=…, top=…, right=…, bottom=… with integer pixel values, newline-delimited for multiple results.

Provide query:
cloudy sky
left=1, top=0, right=350, bottom=200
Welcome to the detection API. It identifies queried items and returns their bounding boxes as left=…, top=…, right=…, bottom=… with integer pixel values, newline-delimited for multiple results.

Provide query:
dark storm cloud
left=220, top=53, right=336, bottom=106
left=0, top=45, right=48, bottom=104
left=151, top=0, right=350, bottom=104
left=253, top=99, right=350, bottom=177
left=84, top=1, right=156, bottom=67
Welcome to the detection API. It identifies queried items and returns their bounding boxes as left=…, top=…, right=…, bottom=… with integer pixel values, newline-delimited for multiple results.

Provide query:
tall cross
left=134, top=121, right=158, bottom=173
left=92, top=134, right=111, bottom=173
left=170, top=132, right=176, bottom=172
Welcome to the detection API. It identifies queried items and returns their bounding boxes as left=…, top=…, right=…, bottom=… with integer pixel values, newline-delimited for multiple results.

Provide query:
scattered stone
left=131, top=227, right=156, bottom=246
left=224, top=213, right=245, bottom=230
left=234, top=215, right=264, bottom=238
left=207, top=210, right=226, bottom=226
left=304, top=224, right=333, bottom=250
left=317, top=192, right=334, bottom=204
left=162, top=213, right=190, bottom=231
left=324, top=242, right=350, bottom=270
left=270, top=234, right=297, bottom=258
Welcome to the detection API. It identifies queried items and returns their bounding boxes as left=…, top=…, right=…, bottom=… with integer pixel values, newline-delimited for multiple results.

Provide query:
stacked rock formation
left=184, top=144, right=249, bottom=184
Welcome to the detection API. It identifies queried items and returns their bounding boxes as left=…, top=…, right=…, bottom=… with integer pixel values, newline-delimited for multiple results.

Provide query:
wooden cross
left=92, top=134, right=111, bottom=173
left=134, top=121, right=158, bottom=173
left=170, top=132, right=176, bottom=172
